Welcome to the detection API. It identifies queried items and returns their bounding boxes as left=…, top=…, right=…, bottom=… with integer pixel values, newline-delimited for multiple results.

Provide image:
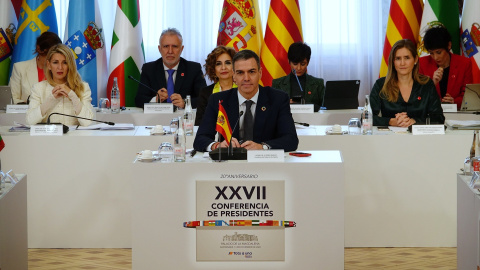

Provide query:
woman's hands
left=51, top=84, right=72, bottom=99
left=390, top=112, right=416, bottom=127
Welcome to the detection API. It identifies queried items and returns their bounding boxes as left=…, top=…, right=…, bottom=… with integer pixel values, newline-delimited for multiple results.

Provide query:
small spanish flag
left=215, top=101, right=233, bottom=145
left=0, top=135, right=4, bottom=152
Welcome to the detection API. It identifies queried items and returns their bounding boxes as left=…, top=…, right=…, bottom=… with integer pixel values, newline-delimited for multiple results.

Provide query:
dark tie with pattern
left=166, top=69, right=175, bottom=102
left=243, top=100, right=254, bottom=141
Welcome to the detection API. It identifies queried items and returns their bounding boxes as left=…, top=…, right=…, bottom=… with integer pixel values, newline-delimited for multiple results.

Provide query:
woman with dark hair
left=9, top=31, right=62, bottom=104
left=370, top=39, right=444, bottom=127
left=272, top=42, right=324, bottom=111
left=195, top=45, right=236, bottom=126
left=419, top=26, right=472, bottom=109
left=26, top=44, right=93, bottom=126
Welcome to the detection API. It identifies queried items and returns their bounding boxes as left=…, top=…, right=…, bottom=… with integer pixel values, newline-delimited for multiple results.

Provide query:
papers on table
left=77, top=123, right=135, bottom=130
left=445, top=120, right=480, bottom=129
left=9, top=122, right=30, bottom=132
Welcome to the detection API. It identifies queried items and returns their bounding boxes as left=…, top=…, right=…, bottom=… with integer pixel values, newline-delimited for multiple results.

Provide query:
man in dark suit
left=193, top=50, right=298, bottom=152
left=134, top=28, right=206, bottom=108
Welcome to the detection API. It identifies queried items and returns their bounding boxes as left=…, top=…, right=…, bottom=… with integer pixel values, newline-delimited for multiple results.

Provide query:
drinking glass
left=348, top=118, right=361, bottom=135
left=98, top=98, right=110, bottom=113
left=159, top=142, right=173, bottom=163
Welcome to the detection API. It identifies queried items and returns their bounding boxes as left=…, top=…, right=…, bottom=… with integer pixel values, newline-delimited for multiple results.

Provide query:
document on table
left=77, top=123, right=135, bottom=130
left=445, top=120, right=480, bottom=129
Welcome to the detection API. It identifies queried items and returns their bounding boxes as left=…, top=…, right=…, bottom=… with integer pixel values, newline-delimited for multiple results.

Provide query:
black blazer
left=195, top=83, right=216, bottom=126
left=134, top=57, right=206, bottom=108
left=193, top=86, right=299, bottom=152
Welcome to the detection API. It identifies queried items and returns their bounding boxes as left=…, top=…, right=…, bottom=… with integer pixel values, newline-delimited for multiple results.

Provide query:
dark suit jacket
left=195, top=83, right=216, bottom=126
left=370, top=77, right=445, bottom=126
left=134, top=57, right=206, bottom=108
left=419, top=53, right=472, bottom=109
left=272, top=73, right=325, bottom=112
left=193, top=86, right=299, bottom=152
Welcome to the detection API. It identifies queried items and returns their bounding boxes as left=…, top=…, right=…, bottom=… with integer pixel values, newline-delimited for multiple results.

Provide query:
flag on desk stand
left=9, top=0, right=58, bottom=76
left=216, top=101, right=233, bottom=145
left=417, top=0, right=460, bottom=57
left=108, top=0, right=145, bottom=107
left=0, top=0, right=20, bottom=85
left=64, top=0, right=108, bottom=107
left=461, top=0, right=480, bottom=83
left=260, top=0, right=303, bottom=86
left=217, top=0, right=263, bottom=55
left=379, top=0, right=423, bottom=77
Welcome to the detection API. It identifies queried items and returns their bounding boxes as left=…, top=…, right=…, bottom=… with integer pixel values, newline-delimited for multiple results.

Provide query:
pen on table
left=190, top=150, right=197, bottom=157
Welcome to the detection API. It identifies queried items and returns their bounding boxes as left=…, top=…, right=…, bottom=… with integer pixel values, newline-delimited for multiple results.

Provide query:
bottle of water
left=111, top=77, right=121, bottom=114
left=174, top=116, right=186, bottom=162
left=184, top=95, right=194, bottom=135
left=361, top=95, right=373, bottom=135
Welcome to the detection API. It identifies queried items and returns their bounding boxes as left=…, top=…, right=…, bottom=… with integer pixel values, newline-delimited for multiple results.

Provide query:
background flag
left=461, top=0, right=480, bottom=83
left=0, top=135, right=4, bottom=152
left=418, top=0, right=460, bottom=56
left=260, top=0, right=303, bottom=86
left=108, top=0, right=144, bottom=107
left=10, top=0, right=58, bottom=75
left=379, top=0, right=423, bottom=77
left=217, top=0, right=263, bottom=55
left=64, top=0, right=107, bottom=107
left=216, top=102, right=233, bottom=145
left=0, top=0, right=19, bottom=85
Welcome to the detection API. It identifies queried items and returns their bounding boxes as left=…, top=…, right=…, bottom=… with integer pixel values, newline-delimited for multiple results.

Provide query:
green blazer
left=272, top=73, right=325, bottom=112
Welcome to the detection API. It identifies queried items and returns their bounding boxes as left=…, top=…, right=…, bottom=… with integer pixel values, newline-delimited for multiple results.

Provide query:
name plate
left=247, top=150, right=285, bottom=162
left=290, top=104, right=314, bottom=113
left=30, top=124, right=63, bottom=136
left=6, top=104, right=28, bottom=113
left=143, top=103, right=173, bottom=114
left=441, top=104, right=457, bottom=112
left=412, top=125, right=445, bottom=135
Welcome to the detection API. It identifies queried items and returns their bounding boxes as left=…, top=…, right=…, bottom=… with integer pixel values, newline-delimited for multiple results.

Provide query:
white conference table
left=0, top=125, right=471, bottom=248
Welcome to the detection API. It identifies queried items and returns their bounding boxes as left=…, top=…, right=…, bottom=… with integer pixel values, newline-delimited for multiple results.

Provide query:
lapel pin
left=181, top=73, right=185, bottom=77
left=417, top=96, right=421, bottom=100
left=308, top=91, right=311, bottom=95
left=261, top=106, right=266, bottom=111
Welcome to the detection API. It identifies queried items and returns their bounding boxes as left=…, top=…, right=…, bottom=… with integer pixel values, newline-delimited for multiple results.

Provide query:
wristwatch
left=262, top=142, right=270, bottom=150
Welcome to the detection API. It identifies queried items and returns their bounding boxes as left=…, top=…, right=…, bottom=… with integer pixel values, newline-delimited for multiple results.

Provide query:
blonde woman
left=26, top=44, right=93, bottom=126
left=370, top=39, right=444, bottom=127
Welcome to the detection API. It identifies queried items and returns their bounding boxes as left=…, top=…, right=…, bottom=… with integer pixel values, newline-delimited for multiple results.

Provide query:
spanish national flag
left=215, top=102, right=233, bottom=145
left=0, top=135, right=4, bottom=152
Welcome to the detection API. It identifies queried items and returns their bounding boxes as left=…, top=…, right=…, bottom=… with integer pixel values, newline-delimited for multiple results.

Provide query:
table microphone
left=46, top=113, right=115, bottom=133
left=294, top=121, right=310, bottom=127
left=228, top=111, right=244, bottom=156
left=292, top=69, right=305, bottom=104
left=128, top=75, right=161, bottom=103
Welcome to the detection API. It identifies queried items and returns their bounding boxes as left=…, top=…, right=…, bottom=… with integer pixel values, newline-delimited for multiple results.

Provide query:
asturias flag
left=260, top=0, right=303, bottom=86
left=108, top=0, right=145, bottom=107
left=379, top=0, right=423, bottom=77
left=216, top=102, right=233, bottom=145
left=418, top=0, right=460, bottom=56
left=0, top=0, right=19, bottom=85
left=217, top=0, right=263, bottom=55
left=461, top=0, right=480, bottom=83
left=64, top=0, right=108, bottom=107
left=10, top=0, right=58, bottom=74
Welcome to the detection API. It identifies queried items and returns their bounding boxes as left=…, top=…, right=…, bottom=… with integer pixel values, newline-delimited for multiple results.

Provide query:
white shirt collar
left=237, top=87, right=260, bottom=105
left=163, top=62, right=179, bottom=71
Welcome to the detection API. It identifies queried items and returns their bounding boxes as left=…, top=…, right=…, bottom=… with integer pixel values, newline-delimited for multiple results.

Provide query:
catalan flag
left=10, top=0, right=58, bottom=74
left=461, top=0, right=480, bottom=83
left=216, top=101, right=233, bottom=145
left=108, top=0, right=144, bottom=107
left=217, top=0, right=263, bottom=55
left=418, top=0, right=460, bottom=56
left=379, top=0, right=423, bottom=77
left=0, top=0, right=19, bottom=85
left=260, top=0, right=303, bottom=86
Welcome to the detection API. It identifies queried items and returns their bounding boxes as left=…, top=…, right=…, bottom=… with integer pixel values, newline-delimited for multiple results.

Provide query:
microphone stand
left=292, top=69, right=305, bottom=105
left=128, top=75, right=161, bottom=103
left=46, top=112, right=115, bottom=133
left=228, top=111, right=244, bottom=156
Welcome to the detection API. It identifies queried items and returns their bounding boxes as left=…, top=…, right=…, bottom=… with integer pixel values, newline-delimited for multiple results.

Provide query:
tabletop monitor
left=460, top=84, right=480, bottom=111
left=322, top=80, right=360, bottom=110
left=0, top=86, right=12, bottom=110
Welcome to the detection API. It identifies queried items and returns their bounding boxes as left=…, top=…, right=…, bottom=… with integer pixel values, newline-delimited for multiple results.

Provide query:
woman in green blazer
left=272, top=42, right=325, bottom=112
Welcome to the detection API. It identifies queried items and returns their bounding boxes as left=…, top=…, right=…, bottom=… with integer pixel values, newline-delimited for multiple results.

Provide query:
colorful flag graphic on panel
left=461, top=0, right=480, bottom=83
left=379, top=0, right=423, bottom=77
left=64, top=0, right=108, bottom=107
left=260, top=0, right=303, bottom=86
left=217, top=0, right=263, bottom=55
left=108, top=0, right=144, bottom=107
left=10, top=0, right=58, bottom=76
left=418, top=0, right=460, bottom=56
left=0, top=0, right=18, bottom=85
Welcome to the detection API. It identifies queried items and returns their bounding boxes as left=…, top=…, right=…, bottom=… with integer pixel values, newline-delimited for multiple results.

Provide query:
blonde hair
left=380, top=39, right=429, bottom=102
left=44, top=44, right=85, bottom=96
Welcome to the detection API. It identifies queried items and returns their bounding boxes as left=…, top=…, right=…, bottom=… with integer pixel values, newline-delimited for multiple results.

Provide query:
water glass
left=159, top=142, right=173, bottom=163
left=170, top=118, right=179, bottom=133
left=348, top=118, right=361, bottom=135
left=98, top=98, right=110, bottom=113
